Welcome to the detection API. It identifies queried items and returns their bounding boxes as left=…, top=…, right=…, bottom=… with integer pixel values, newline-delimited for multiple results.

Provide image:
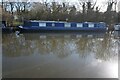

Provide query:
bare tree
left=1, top=0, right=3, bottom=9
left=6, top=0, right=16, bottom=14
left=2, top=1, right=9, bottom=12
left=114, top=0, right=117, bottom=12
left=20, top=0, right=31, bottom=12
left=106, top=0, right=115, bottom=12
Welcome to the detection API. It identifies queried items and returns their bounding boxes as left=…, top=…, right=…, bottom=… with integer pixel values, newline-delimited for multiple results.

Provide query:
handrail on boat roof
left=26, top=20, right=106, bottom=24
left=29, top=20, right=66, bottom=23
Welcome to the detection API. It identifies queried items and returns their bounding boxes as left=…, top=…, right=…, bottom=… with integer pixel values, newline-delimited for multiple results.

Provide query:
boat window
left=39, top=23, right=46, bottom=27
left=52, top=23, right=55, bottom=27
left=77, top=23, right=83, bottom=27
left=65, top=23, right=71, bottom=27
left=88, top=23, right=94, bottom=28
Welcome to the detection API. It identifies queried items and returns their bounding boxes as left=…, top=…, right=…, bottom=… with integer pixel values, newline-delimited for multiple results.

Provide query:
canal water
left=2, top=32, right=119, bottom=78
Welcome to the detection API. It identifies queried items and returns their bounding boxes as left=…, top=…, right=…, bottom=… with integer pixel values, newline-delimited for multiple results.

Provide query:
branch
left=92, top=0, right=97, bottom=9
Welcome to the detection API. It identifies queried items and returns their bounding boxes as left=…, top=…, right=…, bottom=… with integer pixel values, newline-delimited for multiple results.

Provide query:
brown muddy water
left=2, top=32, right=119, bottom=78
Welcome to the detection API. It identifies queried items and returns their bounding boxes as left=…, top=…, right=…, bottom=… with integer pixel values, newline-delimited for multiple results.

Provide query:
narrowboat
left=18, top=20, right=107, bottom=33
left=114, top=23, right=120, bottom=31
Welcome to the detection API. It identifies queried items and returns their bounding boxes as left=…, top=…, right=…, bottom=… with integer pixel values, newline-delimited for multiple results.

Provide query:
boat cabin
left=23, top=21, right=106, bottom=28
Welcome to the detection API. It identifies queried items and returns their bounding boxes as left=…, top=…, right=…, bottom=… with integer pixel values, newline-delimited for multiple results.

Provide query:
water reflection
left=2, top=33, right=118, bottom=60
left=2, top=32, right=118, bottom=78
left=114, top=31, right=120, bottom=39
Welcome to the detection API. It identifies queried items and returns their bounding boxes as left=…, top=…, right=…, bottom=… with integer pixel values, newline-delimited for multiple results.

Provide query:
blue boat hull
left=19, top=27, right=107, bottom=33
